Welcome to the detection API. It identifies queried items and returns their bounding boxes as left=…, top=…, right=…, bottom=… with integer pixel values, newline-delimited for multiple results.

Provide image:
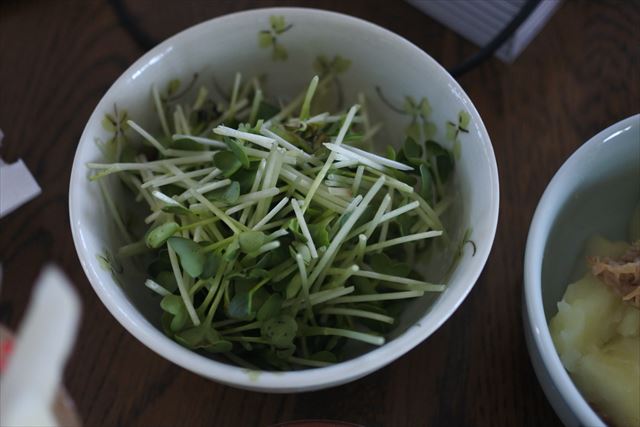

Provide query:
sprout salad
left=89, top=72, right=458, bottom=370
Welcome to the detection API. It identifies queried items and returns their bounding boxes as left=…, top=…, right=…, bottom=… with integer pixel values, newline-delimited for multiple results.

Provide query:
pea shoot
left=89, top=72, right=457, bottom=370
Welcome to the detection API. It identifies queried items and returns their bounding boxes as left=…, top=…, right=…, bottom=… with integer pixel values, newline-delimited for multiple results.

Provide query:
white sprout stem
left=255, top=240, right=280, bottom=255
left=341, top=144, right=413, bottom=171
left=243, top=146, right=297, bottom=165
left=192, top=85, right=208, bottom=110
left=189, top=190, right=244, bottom=233
left=207, top=98, right=249, bottom=131
left=128, top=175, right=156, bottom=209
left=320, top=264, right=357, bottom=291
left=282, top=286, right=354, bottom=309
left=346, top=197, right=416, bottom=241
left=329, top=268, right=445, bottom=292
left=330, top=290, right=424, bottom=304
left=240, top=159, right=267, bottom=224
left=252, top=196, right=290, bottom=231
left=176, top=105, right=191, bottom=135
left=302, top=105, right=359, bottom=212
left=291, top=199, right=318, bottom=259
left=321, top=307, right=394, bottom=324
left=363, top=194, right=392, bottom=239
left=175, top=168, right=224, bottom=202
left=141, top=166, right=217, bottom=188
left=301, top=326, right=384, bottom=346
left=172, top=134, right=226, bottom=148
left=295, top=253, right=314, bottom=320
left=325, top=143, right=385, bottom=171
left=299, top=75, right=319, bottom=120
left=190, top=178, right=232, bottom=196
left=249, top=87, right=262, bottom=125
left=308, top=176, right=385, bottom=288
left=365, top=230, right=443, bottom=253
left=229, top=72, right=242, bottom=113
left=267, top=229, right=289, bottom=240
left=88, top=153, right=214, bottom=172
left=152, top=84, right=171, bottom=137
left=214, top=125, right=274, bottom=150
left=260, top=127, right=315, bottom=162
left=144, top=279, right=171, bottom=296
left=127, top=120, right=167, bottom=154
left=352, top=165, right=364, bottom=195
left=167, top=245, right=200, bottom=326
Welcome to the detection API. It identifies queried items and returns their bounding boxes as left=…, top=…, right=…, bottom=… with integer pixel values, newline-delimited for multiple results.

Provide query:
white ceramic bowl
left=69, top=7, right=499, bottom=392
left=524, top=115, right=640, bottom=425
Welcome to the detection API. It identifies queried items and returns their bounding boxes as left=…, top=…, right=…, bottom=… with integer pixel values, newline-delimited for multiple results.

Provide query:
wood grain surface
left=0, top=1, right=638, bottom=426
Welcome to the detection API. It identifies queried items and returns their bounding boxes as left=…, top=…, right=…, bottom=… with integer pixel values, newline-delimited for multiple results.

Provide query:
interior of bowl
left=70, top=8, right=497, bottom=389
left=541, top=122, right=640, bottom=319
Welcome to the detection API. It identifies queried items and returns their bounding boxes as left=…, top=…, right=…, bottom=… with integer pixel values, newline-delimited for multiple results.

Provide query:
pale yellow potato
left=550, top=235, right=640, bottom=427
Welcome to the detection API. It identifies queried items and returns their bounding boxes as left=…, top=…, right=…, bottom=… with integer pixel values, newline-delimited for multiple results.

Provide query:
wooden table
left=1, top=1, right=637, bottom=425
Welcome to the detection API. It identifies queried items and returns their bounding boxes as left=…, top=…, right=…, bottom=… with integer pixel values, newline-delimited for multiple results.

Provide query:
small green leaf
left=208, top=181, right=240, bottom=204
left=257, top=293, right=283, bottom=321
left=168, top=237, right=205, bottom=278
left=171, top=138, right=205, bottom=151
left=228, top=291, right=255, bottom=321
left=261, top=315, right=298, bottom=348
left=258, top=31, right=272, bottom=48
left=308, top=223, right=330, bottom=247
left=213, top=150, right=242, bottom=177
left=146, top=222, right=180, bottom=248
left=224, top=137, right=249, bottom=168
left=223, top=239, right=240, bottom=262
left=369, top=252, right=411, bottom=277
left=233, top=165, right=258, bottom=193
left=404, top=137, right=422, bottom=161
left=238, top=231, right=266, bottom=254
left=155, top=270, right=178, bottom=293
left=174, top=324, right=232, bottom=353
left=419, top=163, right=433, bottom=202
left=385, top=145, right=397, bottom=160
left=160, top=294, right=188, bottom=332
left=200, top=252, right=221, bottom=279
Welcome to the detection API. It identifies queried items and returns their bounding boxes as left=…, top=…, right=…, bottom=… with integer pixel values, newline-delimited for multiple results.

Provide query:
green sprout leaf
left=168, top=237, right=205, bottom=278
left=214, top=150, right=242, bottom=177
left=160, top=294, right=188, bottom=332
left=228, top=290, right=255, bottom=321
left=224, top=137, right=250, bottom=168
left=208, top=181, right=240, bottom=204
left=238, top=231, right=266, bottom=254
left=261, top=314, right=298, bottom=348
left=146, top=222, right=180, bottom=248
left=257, top=293, right=283, bottom=321
left=369, top=252, right=411, bottom=277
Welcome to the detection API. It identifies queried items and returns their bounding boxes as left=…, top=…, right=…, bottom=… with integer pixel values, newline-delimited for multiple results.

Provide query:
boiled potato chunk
left=550, top=275, right=640, bottom=427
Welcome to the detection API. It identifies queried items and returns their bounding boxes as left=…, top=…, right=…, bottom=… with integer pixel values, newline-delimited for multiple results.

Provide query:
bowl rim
left=523, top=114, right=640, bottom=425
left=69, top=6, right=499, bottom=391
